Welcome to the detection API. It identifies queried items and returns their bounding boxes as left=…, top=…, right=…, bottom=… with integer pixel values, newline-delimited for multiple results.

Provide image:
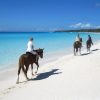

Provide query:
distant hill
left=55, top=28, right=100, bottom=33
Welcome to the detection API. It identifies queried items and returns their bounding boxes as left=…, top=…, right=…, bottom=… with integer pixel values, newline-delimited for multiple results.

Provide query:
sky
left=0, top=0, right=100, bottom=31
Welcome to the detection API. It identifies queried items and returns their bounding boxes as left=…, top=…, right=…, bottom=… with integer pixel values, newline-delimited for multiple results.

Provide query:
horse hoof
left=16, top=81, right=19, bottom=84
left=27, top=78, right=30, bottom=81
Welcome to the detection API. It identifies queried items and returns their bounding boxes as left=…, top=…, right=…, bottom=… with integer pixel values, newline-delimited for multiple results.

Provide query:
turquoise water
left=0, top=32, right=100, bottom=69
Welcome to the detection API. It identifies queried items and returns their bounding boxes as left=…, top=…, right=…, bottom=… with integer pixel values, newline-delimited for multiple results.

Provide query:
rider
left=88, top=35, right=93, bottom=45
left=75, top=34, right=80, bottom=42
left=26, top=37, right=38, bottom=62
left=75, top=34, right=82, bottom=42
left=75, top=33, right=82, bottom=46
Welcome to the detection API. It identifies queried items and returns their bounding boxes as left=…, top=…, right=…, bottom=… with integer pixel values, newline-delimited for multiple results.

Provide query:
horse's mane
left=34, top=49, right=43, bottom=55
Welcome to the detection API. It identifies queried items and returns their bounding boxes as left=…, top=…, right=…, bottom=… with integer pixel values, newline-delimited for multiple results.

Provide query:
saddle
left=26, top=52, right=36, bottom=58
left=26, top=52, right=32, bottom=55
left=75, top=41, right=80, bottom=44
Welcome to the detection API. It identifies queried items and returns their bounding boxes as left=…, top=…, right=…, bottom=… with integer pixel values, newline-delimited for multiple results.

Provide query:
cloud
left=96, top=3, right=100, bottom=7
left=69, top=23, right=100, bottom=29
left=70, top=23, right=91, bottom=28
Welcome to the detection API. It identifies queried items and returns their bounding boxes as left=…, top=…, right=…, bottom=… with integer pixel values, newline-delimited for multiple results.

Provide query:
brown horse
left=73, top=40, right=82, bottom=56
left=16, top=48, right=44, bottom=83
left=86, top=39, right=93, bottom=52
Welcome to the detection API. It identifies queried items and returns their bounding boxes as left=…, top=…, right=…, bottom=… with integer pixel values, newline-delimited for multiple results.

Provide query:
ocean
left=0, top=32, right=100, bottom=69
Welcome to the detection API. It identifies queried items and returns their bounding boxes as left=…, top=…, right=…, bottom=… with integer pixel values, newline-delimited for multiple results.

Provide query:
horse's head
left=35, top=48, right=44, bottom=58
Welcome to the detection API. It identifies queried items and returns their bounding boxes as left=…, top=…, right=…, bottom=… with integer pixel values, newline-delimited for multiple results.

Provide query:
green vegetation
left=55, top=29, right=100, bottom=33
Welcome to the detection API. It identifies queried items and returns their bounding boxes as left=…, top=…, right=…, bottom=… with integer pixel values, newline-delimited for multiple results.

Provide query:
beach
left=0, top=42, right=100, bottom=100
left=1, top=0, right=100, bottom=99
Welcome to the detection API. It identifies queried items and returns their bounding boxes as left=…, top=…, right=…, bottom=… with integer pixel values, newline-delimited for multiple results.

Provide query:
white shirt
left=26, top=41, right=34, bottom=52
left=75, top=36, right=80, bottom=42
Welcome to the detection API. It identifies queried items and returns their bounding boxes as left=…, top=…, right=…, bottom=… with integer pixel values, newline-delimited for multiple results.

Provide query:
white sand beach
left=0, top=42, right=100, bottom=100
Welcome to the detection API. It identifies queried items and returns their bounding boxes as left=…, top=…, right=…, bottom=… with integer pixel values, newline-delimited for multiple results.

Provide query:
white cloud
left=69, top=23, right=100, bottom=29
left=81, top=23, right=91, bottom=28
left=70, top=23, right=91, bottom=28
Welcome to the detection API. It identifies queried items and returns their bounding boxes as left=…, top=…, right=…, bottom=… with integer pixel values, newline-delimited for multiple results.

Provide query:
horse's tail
left=73, top=42, right=76, bottom=48
left=18, top=55, right=25, bottom=75
left=17, top=55, right=26, bottom=83
left=18, top=56, right=22, bottom=75
left=73, top=42, right=76, bottom=55
left=19, top=56, right=23, bottom=66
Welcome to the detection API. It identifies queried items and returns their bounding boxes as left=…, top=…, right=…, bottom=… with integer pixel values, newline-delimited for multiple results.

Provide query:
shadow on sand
left=31, top=69, right=62, bottom=80
left=92, top=49, right=100, bottom=52
left=81, top=52, right=90, bottom=56
left=81, top=49, right=100, bottom=56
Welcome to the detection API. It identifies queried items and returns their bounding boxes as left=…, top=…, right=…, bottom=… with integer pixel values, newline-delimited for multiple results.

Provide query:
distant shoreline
left=0, top=32, right=49, bottom=34
left=0, top=28, right=100, bottom=33
left=55, top=28, right=100, bottom=33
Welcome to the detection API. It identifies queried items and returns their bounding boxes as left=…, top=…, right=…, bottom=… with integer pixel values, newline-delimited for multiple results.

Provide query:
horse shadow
left=92, top=49, right=100, bottom=52
left=81, top=52, right=90, bottom=56
left=31, top=69, right=62, bottom=80
left=81, top=49, right=100, bottom=56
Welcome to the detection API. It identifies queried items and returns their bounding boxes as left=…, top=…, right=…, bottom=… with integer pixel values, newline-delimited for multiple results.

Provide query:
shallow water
left=0, top=32, right=100, bottom=69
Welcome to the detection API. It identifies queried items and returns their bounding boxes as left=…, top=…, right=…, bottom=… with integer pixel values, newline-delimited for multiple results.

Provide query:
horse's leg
left=35, top=62, right=39, bottom=74
left=73, top=44, right=76, bottom=56
left=87, top=42, right=89, bottom=52
left=79, top=47, right=81, bottom=55
left=74, top=48, right=76, bottom=56
left=78, top=43, right=81, bottom=55
left=26, top=65, right=29, bottom=74
left=87, top=46, right=88, bottom=52
left=88, top=46, right=91, bottom=53
left=76, top=48, right=78, bottom=55
left=87, top=47, right=88, bottom=52
left=16, top=65, right=21, bottom=84
left=25, top=65, right=30, bottom=80
left=31, top=64, right=34, bottom=75
left=89, top=44, right=92, bottom=53
left=22, top=65, right=29, bottom=81
left=87, top=46, right=90, bottom=52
